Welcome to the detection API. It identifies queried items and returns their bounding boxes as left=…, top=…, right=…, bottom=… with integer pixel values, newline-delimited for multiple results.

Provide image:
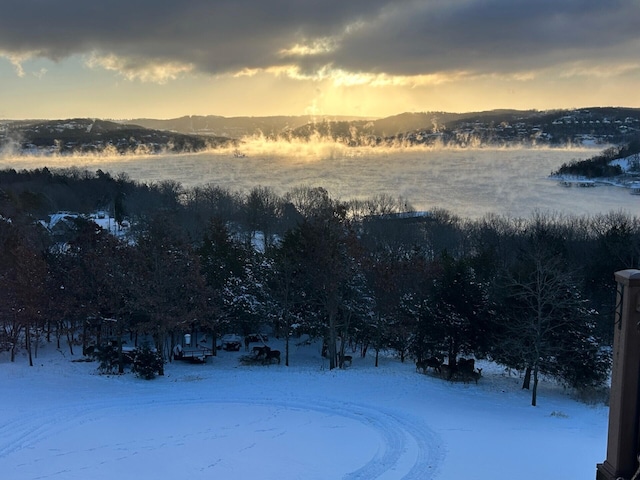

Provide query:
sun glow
left=233, top=62, right=465, bottom=88
left=279, top=38, right=338, bottom=57
left=86, top=53, right=195, bottom=83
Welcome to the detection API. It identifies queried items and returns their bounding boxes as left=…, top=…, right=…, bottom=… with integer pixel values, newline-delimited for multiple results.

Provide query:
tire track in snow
left=0, top=390, right=443, bottom=479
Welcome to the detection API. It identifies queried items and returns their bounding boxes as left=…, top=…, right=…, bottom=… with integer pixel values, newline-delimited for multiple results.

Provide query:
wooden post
left=597, top=270, right=640, bottom=480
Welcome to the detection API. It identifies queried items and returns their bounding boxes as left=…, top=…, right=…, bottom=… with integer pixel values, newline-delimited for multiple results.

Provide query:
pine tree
left=132, top=344, right=164, bottom=380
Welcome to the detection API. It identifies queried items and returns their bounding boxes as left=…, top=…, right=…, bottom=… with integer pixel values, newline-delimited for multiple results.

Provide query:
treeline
left=1, top=168, right=639, bottom=404
left=552, top=136, right=640, bottom=178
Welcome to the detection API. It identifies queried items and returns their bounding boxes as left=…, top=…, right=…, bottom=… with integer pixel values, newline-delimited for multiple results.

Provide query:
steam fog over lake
left=2, top=143, right=638, bottom=220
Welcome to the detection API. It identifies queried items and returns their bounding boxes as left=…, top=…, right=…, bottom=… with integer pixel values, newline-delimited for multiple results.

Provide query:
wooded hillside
left=2, top=168, right=636, bottom=403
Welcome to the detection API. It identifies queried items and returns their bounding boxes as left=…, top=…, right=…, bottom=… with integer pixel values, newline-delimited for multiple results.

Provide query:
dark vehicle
left=220, top=334, right=242, bottom=351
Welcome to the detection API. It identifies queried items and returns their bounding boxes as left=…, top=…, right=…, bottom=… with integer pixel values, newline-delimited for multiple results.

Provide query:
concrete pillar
left=597, top=269, right=640, bottom=480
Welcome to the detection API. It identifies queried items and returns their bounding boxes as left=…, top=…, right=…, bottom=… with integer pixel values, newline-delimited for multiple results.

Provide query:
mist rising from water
left=1, top=139, right=629, bottom=220
left=227, top=135, right=592, bottom=160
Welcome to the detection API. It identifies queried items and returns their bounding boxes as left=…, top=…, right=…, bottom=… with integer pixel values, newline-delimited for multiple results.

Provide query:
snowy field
left=0, top=338, right=608, bottom=480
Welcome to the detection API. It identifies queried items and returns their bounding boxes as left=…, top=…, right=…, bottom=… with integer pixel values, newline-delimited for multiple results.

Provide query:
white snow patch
left=0, top=340, right=609, bottom=480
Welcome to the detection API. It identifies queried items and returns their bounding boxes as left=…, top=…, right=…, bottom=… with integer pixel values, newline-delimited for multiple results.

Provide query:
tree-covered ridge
left=127, top=107, right=640, bottom=146
left=552, top=136, right=640, bottom=178
left=2, top=107, right=639, bottom=154
left=2, top=168, right=638, bottom=404
left=0, top=118, right=233, bottom=155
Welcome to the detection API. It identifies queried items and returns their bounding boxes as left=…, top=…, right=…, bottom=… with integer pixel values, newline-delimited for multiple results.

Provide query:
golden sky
left=1, top=0, right=639, bottom=120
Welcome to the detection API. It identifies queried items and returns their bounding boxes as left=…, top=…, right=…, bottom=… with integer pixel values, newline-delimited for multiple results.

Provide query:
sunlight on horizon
left=0, top=136, right=599, bottom=169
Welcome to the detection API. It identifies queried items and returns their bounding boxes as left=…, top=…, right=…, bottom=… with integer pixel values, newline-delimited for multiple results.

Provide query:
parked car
left=220, top=334, right=242, bottom=351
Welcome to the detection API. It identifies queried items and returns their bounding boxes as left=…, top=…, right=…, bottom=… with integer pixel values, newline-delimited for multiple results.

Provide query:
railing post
left=597, top=269, right=640, bottom=480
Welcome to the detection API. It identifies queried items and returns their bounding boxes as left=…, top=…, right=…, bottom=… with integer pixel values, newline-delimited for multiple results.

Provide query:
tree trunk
left=522, top=366, right=532, bottom=390
left=155, top=332, right=166, bottom=375
left=285, top=329, right=290, bottom=367
left=448, top=337, right=459, bottom=368
left=96, top=323, right=103, bottom=352
left=82, top=320, right=88, bottom=356
left=531, top=365, right=539, bottom=406
left=117, top=321, right=126, bottom=374
left=117, top=338, right=124, bottom=374
left=339, top=312, right=351, bottom=369
left=168, top=331, right=175, bottom=362
left=66, top=329, right=75, bottom=356
left=375, top=348, right=379, bottom=367
left=26, top=323, right=33, bottom=367
left=34, top=326, right=39, bottom=359
left=338, top=338, right=346, bottom=368
left=9, top=322, right=21, bottom=362
left=328, top=312, right=337, bottom=370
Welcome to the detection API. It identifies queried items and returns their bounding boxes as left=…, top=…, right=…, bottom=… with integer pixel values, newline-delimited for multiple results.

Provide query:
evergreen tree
left=132, top=344, right=164, bottom=380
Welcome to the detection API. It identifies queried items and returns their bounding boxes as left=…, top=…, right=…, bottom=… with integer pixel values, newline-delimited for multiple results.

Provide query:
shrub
left=132, top=344, right=164, bottom=380
left=573, top=385, right=610, bottom=406
left=93, top=342, right=122, bottom=374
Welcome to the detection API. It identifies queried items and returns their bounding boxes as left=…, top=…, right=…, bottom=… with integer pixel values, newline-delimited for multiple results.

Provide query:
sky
left=0, top=336, right=609, bottom=480
left=0, top=0, right=639, bottom=120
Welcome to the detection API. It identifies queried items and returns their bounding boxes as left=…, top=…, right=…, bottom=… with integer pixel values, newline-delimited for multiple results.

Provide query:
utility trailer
left=173, top=345, right=214, bottom=363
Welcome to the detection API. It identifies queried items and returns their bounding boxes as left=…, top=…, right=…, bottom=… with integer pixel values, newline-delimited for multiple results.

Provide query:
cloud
left=1, top=51, right=30, bottom=77
left=0, top=0, right=638, bottom=85
left=86, top=53, right=194, bottom=83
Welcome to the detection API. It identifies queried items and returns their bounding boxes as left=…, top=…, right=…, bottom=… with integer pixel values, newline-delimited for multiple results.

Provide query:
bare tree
left=0, top=222, right=48, bottom=364
left=277, top=199, right=362, bottom=369
left=496, top=219, right=606, bottom=406
left=244, top=185, right=282, bottom=251
left=284, top=186, right=332, bottom=220
left=347, top=193, right=411, bottom=222
left=135, top=214, right=207, bottom=365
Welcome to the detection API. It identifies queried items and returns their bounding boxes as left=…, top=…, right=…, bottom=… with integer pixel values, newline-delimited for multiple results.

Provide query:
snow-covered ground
left=549, top=152, right=640, bottom=191
left=553, top=152, right=640, bottom=190
left=611, top=153, right=640, bottom=174
left=0, top=338, right=608, bottom=480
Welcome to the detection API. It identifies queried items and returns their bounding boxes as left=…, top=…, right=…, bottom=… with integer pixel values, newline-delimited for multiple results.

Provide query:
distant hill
left=128, top=111, right=531, bottom=139
left=0, top=118, right=233, bottom=155
left=128, top=107, right=640, bottom=148
left=127, top=115, right=373, bottom=139
left=1, top=107, right=639, bottom=155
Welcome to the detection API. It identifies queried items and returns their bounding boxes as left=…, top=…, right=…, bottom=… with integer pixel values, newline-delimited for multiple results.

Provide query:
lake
left=1, top=141, right=638, bottom=220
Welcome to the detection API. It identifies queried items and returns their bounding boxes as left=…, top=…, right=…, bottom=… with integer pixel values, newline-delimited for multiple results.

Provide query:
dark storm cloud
left=329, top=0, right=640, bottom=76
left=0, top=0, right=637, bottom=77
left=0, top=0, right=397, bottom=71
